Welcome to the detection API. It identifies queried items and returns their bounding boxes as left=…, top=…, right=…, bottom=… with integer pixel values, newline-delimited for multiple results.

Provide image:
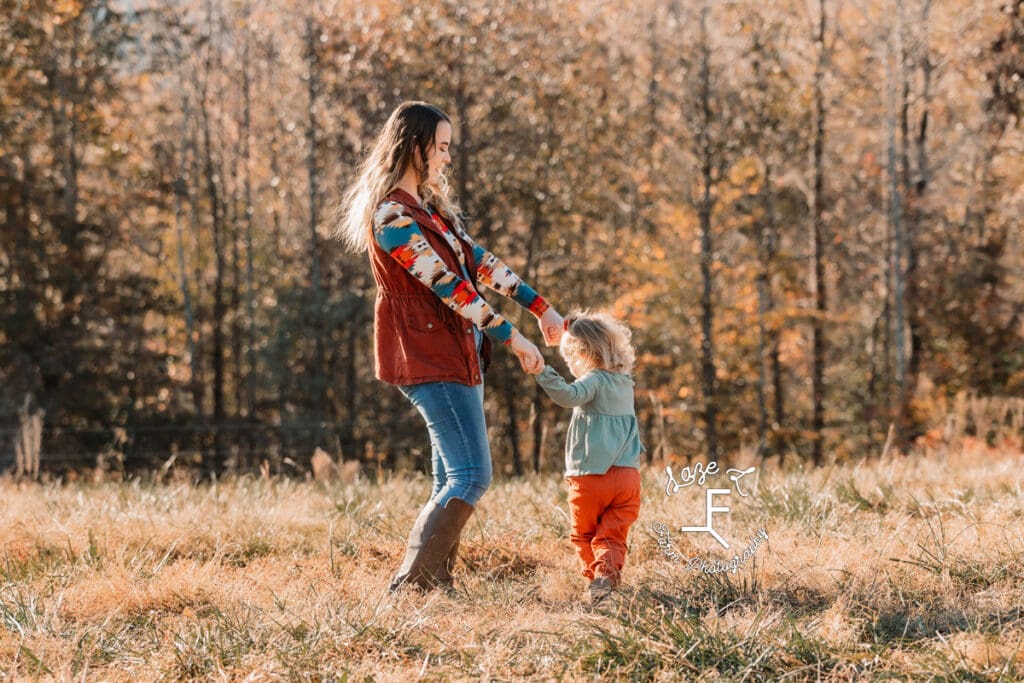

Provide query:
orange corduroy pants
left=565, top=466, right=641, bottom=587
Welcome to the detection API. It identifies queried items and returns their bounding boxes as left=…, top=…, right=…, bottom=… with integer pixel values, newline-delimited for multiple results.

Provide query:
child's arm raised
left=534, top=366, right=600, bottom=408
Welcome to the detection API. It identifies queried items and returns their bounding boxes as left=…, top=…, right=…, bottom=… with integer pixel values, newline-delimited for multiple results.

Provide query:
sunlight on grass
left=1, top=445, right=1022, bottom=679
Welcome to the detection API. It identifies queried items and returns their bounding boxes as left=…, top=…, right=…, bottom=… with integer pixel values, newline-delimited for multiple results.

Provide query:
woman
left=335, top=101, right=563, bottom=591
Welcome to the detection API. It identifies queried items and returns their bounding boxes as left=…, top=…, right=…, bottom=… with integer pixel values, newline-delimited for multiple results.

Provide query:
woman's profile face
left=424, top=121, right=452, bottom=186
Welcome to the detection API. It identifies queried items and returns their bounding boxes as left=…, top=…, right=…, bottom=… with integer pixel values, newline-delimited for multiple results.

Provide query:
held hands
left=510, top=331, right=545, bottom=375
left=539, top=308, right=564, bottom=347
left=512, top=306, right=562, bottom=375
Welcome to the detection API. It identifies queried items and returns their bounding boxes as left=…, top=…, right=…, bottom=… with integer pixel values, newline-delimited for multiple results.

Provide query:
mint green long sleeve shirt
left=535, top=366, right=645, bottom=477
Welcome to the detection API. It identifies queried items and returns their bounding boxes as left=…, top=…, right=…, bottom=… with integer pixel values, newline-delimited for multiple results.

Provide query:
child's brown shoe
left=587, top=576, right=613, bottom=604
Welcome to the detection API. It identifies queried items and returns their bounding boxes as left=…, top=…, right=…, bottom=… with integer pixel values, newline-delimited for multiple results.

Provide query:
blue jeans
left=399, top=379, right=491, bottom=507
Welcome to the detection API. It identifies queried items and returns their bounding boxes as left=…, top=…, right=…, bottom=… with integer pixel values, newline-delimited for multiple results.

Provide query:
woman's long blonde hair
left=560, top=311, right=636, bottom=378
left=334, top=101, right=464, bottom=252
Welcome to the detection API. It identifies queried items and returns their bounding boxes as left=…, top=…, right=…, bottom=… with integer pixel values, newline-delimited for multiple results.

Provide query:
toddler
left=533, top=311, right=644, bottom=602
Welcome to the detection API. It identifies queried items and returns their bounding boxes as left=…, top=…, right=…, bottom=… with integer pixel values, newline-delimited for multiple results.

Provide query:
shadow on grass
left=573, top=585, right=844, bottom=679
left=864, top=606, right=1024, bottom=645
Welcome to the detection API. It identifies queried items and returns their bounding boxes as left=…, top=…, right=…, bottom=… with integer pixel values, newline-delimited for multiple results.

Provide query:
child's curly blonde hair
left=560, top=311, right=636, bottom=378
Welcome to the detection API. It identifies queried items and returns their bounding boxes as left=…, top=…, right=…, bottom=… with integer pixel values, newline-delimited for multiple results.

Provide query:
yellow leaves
left=728, top=155, right=763, bottom=189
left=610, top=281, right=669, bottom=324
left=658, top=204, right=697, bottom=233
left=53, top=0, right=83, bottom=20
left=143, top=205, right=163, bottom=226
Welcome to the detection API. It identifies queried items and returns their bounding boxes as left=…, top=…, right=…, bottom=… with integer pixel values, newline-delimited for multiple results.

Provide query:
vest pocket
left=407, top=311, right=447, bottom=333
left=376, top=295, right=468, bottom=383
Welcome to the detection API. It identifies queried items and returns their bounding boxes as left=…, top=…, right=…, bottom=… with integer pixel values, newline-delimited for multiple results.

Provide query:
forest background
left=2, top=0, right=1023, bottom=479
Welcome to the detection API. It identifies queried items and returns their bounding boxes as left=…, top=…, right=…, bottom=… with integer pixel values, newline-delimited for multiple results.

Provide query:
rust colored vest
left=368, top=188, right=493, bottom=386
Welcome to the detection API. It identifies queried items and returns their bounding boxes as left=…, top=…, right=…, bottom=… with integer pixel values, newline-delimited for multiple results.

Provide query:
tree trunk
left=451, top=57, right=480, bottom=240
left=697, top=6, right=718, bottom=461
left=241, top=9, right=257, bottom=468
left=230, top=165, right=243, bottom=434
left=505, top=374, right=523, bottom=477
left=532, top=384, right=547, bottom=473
left=305, top=17, right=325, bottom=447
left=186, top=99, right=207, bottom=427
left=646, top=6, right=660, bottom=177
left=751, top=27, right=781, bottom=458
left=58, top=20, right=80, bottom=229
left=810, top=0, right=828, bottom=466
left=524, top=199, right=547, bottom=475
left=344, top=314, right=360, bottom=457
left=174, top=96, right=199, bottom=422
left=200, top=1, right=228, bottom=474
left=904, top=0, right=933, bottom=443
left=888, top=0, right=908, bottom=452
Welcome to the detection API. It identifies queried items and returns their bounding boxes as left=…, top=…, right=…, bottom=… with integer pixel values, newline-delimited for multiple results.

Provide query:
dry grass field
left=2, top=441, right=1023, bottom=681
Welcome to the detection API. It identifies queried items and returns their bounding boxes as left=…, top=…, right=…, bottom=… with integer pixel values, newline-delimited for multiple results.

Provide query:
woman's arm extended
left=374, top=202, right=518, bottom=344
left=456, top=228, right=550, bottom=316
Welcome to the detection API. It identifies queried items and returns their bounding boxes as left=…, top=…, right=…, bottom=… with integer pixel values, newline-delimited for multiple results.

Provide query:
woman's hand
left=510, top=332, right=545, bottom=374
left=538, top=308, right=564, bottom=347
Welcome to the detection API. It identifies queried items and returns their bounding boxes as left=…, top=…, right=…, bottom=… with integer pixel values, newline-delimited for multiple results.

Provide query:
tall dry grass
left=1, top=440, right=1022, bottom=680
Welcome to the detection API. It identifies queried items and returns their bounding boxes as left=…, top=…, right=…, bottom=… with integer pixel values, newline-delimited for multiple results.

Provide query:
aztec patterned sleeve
left=453, top=227, right=551, bottom=317
left=373, top=201, right=518, bottom=344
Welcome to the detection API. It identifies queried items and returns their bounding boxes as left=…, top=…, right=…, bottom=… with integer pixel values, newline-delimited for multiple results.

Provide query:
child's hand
left=539, top=308, right=564, bottom=347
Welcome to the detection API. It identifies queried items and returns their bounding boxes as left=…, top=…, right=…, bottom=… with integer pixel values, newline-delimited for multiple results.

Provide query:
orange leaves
left=52, top=0, right=84, bottom=21
left=728, top=156, right=764, bottom=190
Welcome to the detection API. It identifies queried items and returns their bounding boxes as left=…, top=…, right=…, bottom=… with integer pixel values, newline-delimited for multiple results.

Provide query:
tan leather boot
left=388, top=498, right=474, bottom=592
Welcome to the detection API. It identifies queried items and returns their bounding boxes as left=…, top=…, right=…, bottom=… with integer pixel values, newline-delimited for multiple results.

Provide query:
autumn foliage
left=1, top=0, right=1022, bottom=476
